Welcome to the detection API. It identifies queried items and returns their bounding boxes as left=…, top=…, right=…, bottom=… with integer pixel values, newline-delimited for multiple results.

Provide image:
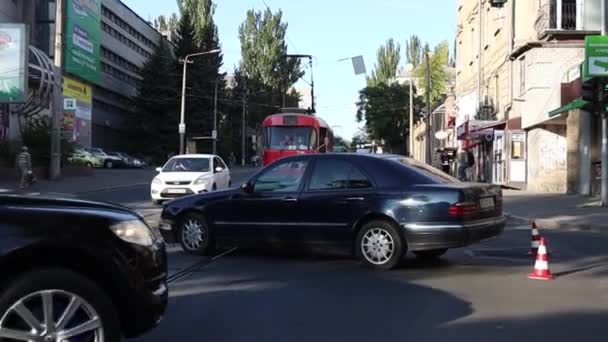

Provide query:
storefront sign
left=0, top=24, right=28, bottom=103
left=64, top=0, right=101, bottom=83
left=585, top=35, right=608, bottom=77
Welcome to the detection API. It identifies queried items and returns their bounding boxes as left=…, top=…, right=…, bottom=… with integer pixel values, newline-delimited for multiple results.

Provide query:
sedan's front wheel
left=178, top=213, right=214, bottom=255
left=356, top=220, right=405, bottom=270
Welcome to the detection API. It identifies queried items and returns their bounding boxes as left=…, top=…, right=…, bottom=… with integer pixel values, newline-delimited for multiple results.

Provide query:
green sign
left=64, top=0, right=101, bottom=84
left=0, top=24, right=28, bottom=103
left=585, top=35, right=608, bottom=77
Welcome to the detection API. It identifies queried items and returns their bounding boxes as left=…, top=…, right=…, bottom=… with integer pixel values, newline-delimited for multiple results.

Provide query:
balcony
left=536, top=0, right=602, bottom=39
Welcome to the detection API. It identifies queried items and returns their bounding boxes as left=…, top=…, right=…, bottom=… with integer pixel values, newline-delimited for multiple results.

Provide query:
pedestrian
left=457, top=148, right=468, bottom=181
left=466, top=149, right=475, bottom=181
left=15, top=146, right=33, bottom=189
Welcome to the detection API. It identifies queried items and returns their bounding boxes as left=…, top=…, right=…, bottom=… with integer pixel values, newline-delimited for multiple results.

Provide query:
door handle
left=346, top=197, right=365, bottom=201
left=282, top=197, right=298, bottom=203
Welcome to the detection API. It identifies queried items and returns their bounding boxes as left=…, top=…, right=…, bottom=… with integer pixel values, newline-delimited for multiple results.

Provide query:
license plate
left=167, top=188, right=187, bottom=194
left=480, top=197, right=495, bottom=209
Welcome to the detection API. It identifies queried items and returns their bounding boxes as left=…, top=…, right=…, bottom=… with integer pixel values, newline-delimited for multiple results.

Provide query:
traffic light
left=602, top=82, right=608, bottom=114
left=582, top=80, right=597, bottom=113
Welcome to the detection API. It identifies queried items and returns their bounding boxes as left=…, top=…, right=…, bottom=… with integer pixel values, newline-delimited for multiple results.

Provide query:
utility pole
left=242, top=92, right=247, bottom=166
left=178, top=49, right=220, bottom=155
left=600, top=1, right=607, bottom=205
left=50, top=0, right=64, bottom=180
left=425, top=52, right=432, bottom=165
left=409, top=78, right=414, bottom=157
left=213, top=79, right=218, bottom=155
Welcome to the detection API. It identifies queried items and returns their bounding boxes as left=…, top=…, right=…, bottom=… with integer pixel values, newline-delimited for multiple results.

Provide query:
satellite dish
left=435, top=130, right=449, bottom=140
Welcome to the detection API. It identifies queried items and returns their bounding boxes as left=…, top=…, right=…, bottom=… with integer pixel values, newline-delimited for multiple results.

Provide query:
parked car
left=67, top=148, right=103, bottom=168
left=85, top=148, right=126, bottom=169
left=151, top=154, right=231, bottom=205
left=113, top=152, right=145, bottom=168
left=160, top=153, right=505, bottom=269
left=0, top=193, right=168, bottom=340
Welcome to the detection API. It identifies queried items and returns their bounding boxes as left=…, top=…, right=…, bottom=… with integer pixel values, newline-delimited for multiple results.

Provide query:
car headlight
left=193, top=176, right=212, bottom=185
left=152, top=177, right=163, bottom=185
left=110, top=220, right=154, bottom=246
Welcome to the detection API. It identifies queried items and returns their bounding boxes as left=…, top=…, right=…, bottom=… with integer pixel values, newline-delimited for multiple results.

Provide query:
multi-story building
left=0, top=0, right=167, bottom=149
left=454, top=0, right=603, bottom=193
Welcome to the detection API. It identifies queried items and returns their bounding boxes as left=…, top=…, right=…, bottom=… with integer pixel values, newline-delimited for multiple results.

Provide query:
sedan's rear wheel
left=179, top=213, right=214, bottom=255
left=356, top=220, right=404, bottom=270
left=414, top=249, right=448, bottom=260
left=0, top=269, right=120, bottom=342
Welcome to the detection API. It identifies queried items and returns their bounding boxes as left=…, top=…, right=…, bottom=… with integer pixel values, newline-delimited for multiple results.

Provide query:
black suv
left=0, top=193, right=168, bottom=340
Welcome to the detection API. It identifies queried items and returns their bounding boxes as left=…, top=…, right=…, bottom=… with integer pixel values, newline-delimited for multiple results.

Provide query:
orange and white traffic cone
left=528, top=237, right=553, bottom=281
left=529, top=221, right=541, bottom=255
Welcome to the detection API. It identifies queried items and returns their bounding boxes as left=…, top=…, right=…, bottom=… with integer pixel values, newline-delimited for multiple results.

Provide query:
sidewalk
left=504, top=189, right=608, bottom=231
left=0, top=166, right=259, bottom=195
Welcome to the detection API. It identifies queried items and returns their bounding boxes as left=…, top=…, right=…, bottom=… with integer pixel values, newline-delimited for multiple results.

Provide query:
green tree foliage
left=368, top=38, right=401, bottom=85
left=414, top=40, right=450, bottom=107
left=238, top=8, right=303, bottom=104
left=131, top=39, right=176, bottom=160
left=356, top=82, right=420, bottom=154
left=154, top=13, right=179, bottom=32
left=405, top=35, right=422, bottom=67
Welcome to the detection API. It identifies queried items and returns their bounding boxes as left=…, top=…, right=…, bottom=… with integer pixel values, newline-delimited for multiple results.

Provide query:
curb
left=505, top=212, right=608, bottom=233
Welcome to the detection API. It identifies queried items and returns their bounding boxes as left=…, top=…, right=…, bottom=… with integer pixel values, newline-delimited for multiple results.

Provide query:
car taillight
left=448, top=201, right=479, bottom=217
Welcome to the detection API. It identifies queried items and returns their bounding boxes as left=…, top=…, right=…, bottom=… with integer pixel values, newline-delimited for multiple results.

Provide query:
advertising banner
left=0, top=23, right=28, bottom=103
left=64, top=0, right=101, bottom=84
left=62, top=76, right=92, bottom=120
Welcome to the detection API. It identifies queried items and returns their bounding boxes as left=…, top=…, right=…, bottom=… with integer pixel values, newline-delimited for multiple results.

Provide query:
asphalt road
left=77, top=172, right=608, bottom=341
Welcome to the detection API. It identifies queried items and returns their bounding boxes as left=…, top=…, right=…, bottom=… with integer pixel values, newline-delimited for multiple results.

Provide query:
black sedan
left=0, top=193, right=167, bottom=340
left=161, top=154, right=505, bottom=269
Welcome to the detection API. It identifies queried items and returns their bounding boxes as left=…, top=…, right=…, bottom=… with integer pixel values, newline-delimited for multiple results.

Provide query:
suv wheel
left=178, top=213, right=215, bottom=255
left=0, top=268, right=120, bottom=342
left=356, top=220, right=405, bottom=270
left=104, top=160, right=113, bottom=169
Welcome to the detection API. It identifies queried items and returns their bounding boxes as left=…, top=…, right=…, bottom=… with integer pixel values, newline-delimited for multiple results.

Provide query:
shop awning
left=548, top=98, right=589, bottom=117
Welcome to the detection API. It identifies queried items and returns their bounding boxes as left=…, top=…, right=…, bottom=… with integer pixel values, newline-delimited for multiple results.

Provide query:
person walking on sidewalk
left=16, top=146, right=33, bottom=189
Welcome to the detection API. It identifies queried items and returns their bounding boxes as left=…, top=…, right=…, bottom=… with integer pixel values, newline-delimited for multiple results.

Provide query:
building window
left=484, top=6, right=491, bottom=49
left=519, top=57, right=526, bottom=96
left=494, top=75, right=500, bottom=113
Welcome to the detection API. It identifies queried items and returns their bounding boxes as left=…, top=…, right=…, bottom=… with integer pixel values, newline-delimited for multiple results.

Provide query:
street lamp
left=179, top=49, right=221, bottom=155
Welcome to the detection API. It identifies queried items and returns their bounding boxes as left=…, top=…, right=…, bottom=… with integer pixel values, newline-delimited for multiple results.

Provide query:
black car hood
left=0, top=193, right=135, bottom=215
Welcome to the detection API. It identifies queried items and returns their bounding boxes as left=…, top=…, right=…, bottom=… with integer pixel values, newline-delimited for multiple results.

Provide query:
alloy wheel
left=181, top=219, right=205, bottom=250
left=361, top=228, right=395, bottom=265
left=0, top=289, right=104, bottom=341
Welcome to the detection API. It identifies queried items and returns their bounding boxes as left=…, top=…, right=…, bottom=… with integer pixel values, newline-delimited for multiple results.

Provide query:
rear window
left=390, top=157, right=459, bottom=184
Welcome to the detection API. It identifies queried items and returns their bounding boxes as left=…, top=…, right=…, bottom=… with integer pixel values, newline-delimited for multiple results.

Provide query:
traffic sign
left=212, top=130, right=217, bottom=139
left=179, top=123, right=186, bottom=134
left=585, top=35, right=608, bottom=77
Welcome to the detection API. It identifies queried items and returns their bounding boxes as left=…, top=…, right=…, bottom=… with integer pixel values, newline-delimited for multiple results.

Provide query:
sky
left=122, top=0, right=456, bottom=140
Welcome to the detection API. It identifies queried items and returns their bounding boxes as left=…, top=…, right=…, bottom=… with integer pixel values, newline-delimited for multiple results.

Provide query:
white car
left=150, top=154, right=231, bottom=205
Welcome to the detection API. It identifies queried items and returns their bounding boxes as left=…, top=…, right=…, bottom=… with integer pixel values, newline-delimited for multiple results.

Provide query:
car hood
left=162, top=188, right=235, bottom=218
left=0, top=193, right=140, bottom=220
left=157, top=171, right=212, bottom=182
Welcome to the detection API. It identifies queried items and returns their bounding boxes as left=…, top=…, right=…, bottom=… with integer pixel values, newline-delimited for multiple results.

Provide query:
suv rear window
left=390, top=157, right=459, bottom=184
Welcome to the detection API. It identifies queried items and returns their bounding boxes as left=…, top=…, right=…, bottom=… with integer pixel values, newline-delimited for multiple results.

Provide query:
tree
left=131, top=39, right=176, bottom=160
left=238, top=8, right=303, bottom=106
left=405, top=35, right=422, bottom=67
left=356, top=82, right=420, bottom=154
left=414, top=40, right=450, bottom=108
left=368, top=38, right=401, bottom=85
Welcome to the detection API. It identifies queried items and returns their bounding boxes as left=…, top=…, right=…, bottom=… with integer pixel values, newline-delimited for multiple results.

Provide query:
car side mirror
left=242, top=181, right=253, bottom=194
left=215, top=166, right=223, bottom=173
left=155, top=167, right=162, bottom=172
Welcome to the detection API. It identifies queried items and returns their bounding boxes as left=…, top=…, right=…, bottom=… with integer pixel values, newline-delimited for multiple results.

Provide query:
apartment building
left=0, top=0, right=166, bottom=149
left=455, top=0, right=604, bottom=193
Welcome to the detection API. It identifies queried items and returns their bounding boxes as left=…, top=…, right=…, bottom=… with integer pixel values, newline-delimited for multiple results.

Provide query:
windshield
left=86, top=149, right=105, bottom=157
left=162, top=158, right=211, bottom=172
left=264, top=126, right=317, bottom=150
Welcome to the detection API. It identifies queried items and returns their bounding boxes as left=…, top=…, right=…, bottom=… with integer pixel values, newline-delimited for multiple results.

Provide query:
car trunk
left=416, top=182, right=503, bottom=220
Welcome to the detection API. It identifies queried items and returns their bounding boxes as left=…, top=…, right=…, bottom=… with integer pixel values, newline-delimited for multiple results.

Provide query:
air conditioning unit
left=490, top=0, right=507, bottom=7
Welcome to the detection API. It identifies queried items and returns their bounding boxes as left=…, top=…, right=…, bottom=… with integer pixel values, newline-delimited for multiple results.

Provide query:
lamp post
left=179, top=49, right=221, bottom=155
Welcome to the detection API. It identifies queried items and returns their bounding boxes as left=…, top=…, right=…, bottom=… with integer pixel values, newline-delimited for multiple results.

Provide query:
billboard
left=0, top=23, right=28, bottom=103
left=63, top=76, right=92, bottom=145
left=65, top=0, right=101, bottom=84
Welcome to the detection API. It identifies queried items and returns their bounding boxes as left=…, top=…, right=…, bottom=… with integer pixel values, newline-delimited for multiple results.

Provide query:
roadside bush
left=20, top=117, right=76, bottom=167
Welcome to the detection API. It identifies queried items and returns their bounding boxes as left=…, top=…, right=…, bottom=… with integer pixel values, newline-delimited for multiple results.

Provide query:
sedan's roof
left=171, top=154, right=215, bottom=159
